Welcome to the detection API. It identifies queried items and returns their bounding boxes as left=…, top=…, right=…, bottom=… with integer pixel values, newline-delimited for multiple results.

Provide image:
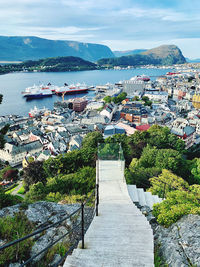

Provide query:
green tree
left=23, top=161, right=47, bottom=190
left=82, top=131, right=104, bottom=149
left=148, top=169, right=189, bottom=198
left=25, top=182, right=47, bottom=202
left=103, top=96, right=111, bottom=103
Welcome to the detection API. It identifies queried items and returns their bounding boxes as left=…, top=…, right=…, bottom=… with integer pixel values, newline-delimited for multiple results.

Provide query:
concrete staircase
left=63, top=160, right=154, bottom=267
left=127, top=185, right=163, bottom=210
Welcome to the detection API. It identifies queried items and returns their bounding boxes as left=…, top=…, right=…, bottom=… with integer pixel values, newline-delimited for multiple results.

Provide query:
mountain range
left=0, top=36, right=114, bottom=62
left=98, top=45, right=186, bottom=66
left=0, top=36, right=187, bottom=66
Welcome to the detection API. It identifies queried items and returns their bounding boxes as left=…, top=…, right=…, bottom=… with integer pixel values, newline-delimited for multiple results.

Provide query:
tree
left=132, top=96, right=139, bottom=101
left=191, top=158, right=200, bottom=184
left=23, top=161, right=47, bottom=190
left=82, top=131, right=104, bottom=149
left=148, top=169, right=189, bottom=198
left=25, top=182, right=47, bottom=202
left=103, top=96, right=111, bottom=103
left=3, top=169, right=18, bottom=181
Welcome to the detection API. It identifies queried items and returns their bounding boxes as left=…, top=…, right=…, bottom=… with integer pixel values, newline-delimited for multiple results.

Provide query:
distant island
left=0, top=44, right=187, bottom=75
left=98, top=45, right=186, bottom=67
left=0, top=56, right=98, bottom=74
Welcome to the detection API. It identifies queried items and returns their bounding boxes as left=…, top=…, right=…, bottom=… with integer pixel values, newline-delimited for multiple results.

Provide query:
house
left=100, top=103, right=117, bottom=122
left=0, top=140, right=43, bottom=166
left=68, top=135, right=83, bottom=151
left=103, top=125, right=126, bottom=138
left=116, top=122, right=137, bottom=135
left=144, top=91, right=168, bottom=103
left=136, top=124, right=151, bottom=131
left=171, top=119, right=195, bottom=149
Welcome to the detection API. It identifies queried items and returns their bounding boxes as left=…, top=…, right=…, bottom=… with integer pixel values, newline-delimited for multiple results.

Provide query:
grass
left=17, top=186, right=25, bottom=195
left=154, top=244, right=168, bottom=267
left=5, top=183, right=19, bottom=194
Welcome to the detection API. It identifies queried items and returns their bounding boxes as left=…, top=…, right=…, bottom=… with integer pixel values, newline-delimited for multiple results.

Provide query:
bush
left=152, top=190, right=200, bottom=227
left=0, top=186, right=22, bottom=208
left=0, top=212, right=35, bottom=265
left=148, top=169, right=189, bottom=198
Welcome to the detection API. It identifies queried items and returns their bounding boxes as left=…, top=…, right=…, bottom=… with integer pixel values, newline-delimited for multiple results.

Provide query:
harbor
left=0, top=68, right=173, bottom=116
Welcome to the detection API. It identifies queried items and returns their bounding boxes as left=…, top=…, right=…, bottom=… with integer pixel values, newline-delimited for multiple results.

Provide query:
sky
left=1, top=0, right=200, bottom=58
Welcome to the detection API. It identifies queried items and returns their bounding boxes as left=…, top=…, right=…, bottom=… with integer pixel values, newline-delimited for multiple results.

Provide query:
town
left=0, top=64, right=200, bottom=172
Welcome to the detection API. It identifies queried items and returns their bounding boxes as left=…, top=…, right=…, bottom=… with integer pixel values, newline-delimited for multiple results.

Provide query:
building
left=122, top=79, right=145, bottom=97
left=0, top=140, right=43, bottom=166
left=144, top=91, right=168, bottom=102
left=73, top=98, right=88, bottom=112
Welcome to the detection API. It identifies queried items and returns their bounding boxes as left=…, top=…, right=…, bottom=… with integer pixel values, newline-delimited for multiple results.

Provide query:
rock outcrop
left=154, top=214, right=200, bottom=267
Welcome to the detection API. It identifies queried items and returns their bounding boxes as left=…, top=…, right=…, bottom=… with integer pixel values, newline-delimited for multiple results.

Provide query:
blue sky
left=1, top=0, right=200, bottom=58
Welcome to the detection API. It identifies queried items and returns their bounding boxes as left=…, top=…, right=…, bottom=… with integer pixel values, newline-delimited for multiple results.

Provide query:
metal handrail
left=0, top=184, right=99, bottom=267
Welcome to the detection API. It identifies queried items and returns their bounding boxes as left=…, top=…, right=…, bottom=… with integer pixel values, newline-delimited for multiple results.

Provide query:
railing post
left=162, top=183, right=166, bottom=199
left=96, top=184, right=99, bottom=216
left=81, top=202, right=84, bottom=249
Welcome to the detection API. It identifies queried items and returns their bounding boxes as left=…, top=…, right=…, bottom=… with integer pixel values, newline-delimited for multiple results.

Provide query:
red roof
left=136, top=124, right=150, bottom=131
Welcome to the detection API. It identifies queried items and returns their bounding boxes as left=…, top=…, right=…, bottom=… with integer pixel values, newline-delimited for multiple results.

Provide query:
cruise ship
left=55, top=83, right=89, bottom=95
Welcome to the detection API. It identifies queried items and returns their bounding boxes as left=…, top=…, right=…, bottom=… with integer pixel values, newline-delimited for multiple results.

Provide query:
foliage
left=37, top=240, right=70, bottom=267
left=0, top=212, right=34, bottom=265
left=5, top=183, right=19, bottom=194
left=17, top=186, right=25, bottom=195
left=3, top=168, right=18, bottom=181
left=152, top=190, right=200, bottom=227
left=45, top=192, right=63, bottom=202
left=0, top=56, right=97, bottom=74
left=0, top=165, right=13, bottom=181
left=191, top=158, right=200, bottom=184
left=25, top=167, right=96, bottom=202
left=142, top=96, right=152, bottom=106
left=25, top=182, right=47, bottom=202
left=82, top=131, right=104, bottom=150
left=147, top=125, right=185, bottom=152
left=46, top=167, right=96, bottom=196
left=0, top=186, right=22, bottom=208
left=103, top=96, right=112, bottom=103
left=111, top=92, right=127, bottom=104
left=148, top=169, right=189, bottom=198
left=154, top=245, right=168, bottom=267
left=23, top=160, right=47, bottom=190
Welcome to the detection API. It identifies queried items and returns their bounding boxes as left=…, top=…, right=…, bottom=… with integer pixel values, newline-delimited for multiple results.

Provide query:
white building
left=144, top=91, right=168, bottom=102
left=0, top=140, right=43, bottom=166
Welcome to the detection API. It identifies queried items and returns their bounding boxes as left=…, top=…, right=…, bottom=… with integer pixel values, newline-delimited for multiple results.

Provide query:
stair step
left=144, top=192, right=154, bottom=210
left=137, top=188, right=147, bottom=206
left=127, top=184, right=139, bottom=203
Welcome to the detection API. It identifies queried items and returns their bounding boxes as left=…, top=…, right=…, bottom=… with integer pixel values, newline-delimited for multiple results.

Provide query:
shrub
left=0, top=186, right=22, bottom=208
left=152, top=190, right=200, bottom=227
left=0, top=212, right=35, bottom=265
